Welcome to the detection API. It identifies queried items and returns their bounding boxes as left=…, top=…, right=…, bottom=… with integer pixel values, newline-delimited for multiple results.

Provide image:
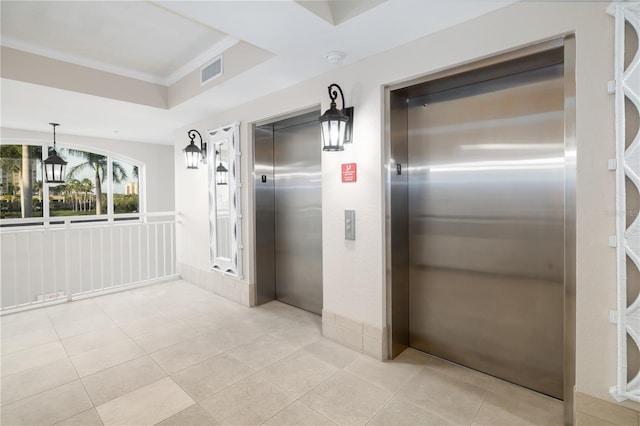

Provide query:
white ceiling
left=0, top=0, right=515, bottom=145
left=1, top=1, right=230, bottom=84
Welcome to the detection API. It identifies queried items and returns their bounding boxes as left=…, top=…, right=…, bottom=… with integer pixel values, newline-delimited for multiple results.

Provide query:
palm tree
left=49, top=182, right=65, bottom=197
left=80, top=178, right=94, bottom=211
left=66, top=179, right=78, bottom=211
left=67, top=151, right=127, bottom=215
left=34, top=180, right=43, bottom=201
left=0, top=144, right=41, bottom=218
left=0, top=146, right=21, bottom=186
left=21, top=145, right=33, bottom=217
left=48, top=182, right=67, bottom=209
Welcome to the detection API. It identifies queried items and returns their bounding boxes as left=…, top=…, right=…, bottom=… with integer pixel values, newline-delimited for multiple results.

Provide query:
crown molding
left=1, top=36, right=167, bottom=85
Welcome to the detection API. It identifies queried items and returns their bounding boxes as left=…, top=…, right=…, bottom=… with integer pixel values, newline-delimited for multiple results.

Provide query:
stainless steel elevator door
left=407, top=64, right=565, bottom=399
left=272, top=116, right=323, bottom=314
left=254, top=113, right=323, bottom=313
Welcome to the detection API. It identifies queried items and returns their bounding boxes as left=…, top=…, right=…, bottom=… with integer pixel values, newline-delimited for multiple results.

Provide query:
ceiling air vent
left=201, top=56, right=223, bottom=85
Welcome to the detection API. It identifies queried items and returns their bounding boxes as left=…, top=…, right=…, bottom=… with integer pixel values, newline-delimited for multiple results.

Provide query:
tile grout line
left=256, top=398, right=297, bottom=425
left=168, top=352, right=257, bottom=406
left=0, top=314, right=74, bottom=407
left=0, top=322, right=59, bottom=358
left=85, top=289, right=204, bottom=424
left=469, top=387, right=491, bottom=425
left=169, top=328, right=334, bottom=424
left=41, top=307, right=96, bottom=426
left=393, top=392, right=455, bottom=424
left=281, top=358, right=356, bottom=424
left=297, top=399, right=339, bottom=426
left=150, top=402, right=203, bottom=426
left=51, top=298, right=108, bottom=424
left=56, top=408, right=101, bottom=426
left=159, top=321, right=293, bottom=421
left=234, top=366, right=330, bottom=426
left=65, top=295, right=159, bottom=424
left=363, top=392, right=395, bottom=425
left=223, top=337, right=294, bottom=372
left=360, top=363, right=428, bottom=425
left=2, top=283, right=218, bottom=422
left=7, top=306, right=95, bottom=424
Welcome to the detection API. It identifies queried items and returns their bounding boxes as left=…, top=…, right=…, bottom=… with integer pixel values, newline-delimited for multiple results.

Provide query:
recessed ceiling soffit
left=0, top=0, right=274, bottom=109
left=294, top=0, right=388, bottom=26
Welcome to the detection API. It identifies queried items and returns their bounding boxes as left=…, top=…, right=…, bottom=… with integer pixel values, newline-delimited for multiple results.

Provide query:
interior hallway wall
left=173, top=1, right=632, bottom=409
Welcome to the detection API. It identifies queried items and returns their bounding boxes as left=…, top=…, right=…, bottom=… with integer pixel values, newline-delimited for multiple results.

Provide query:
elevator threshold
left=409, top=347, right=563, bottom=401
left=275, top=298, right=321, bottom=317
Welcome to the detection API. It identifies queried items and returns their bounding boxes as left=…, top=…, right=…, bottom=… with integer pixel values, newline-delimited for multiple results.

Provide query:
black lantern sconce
left=216, top=162, right=228, bottom=185
left=183, top=129, right=207, bottom=169
left=319, top=83, right=354, bottom=151
left=214, top=146, right=229, bottom=185
left=43, top=123, right=68, bottom=184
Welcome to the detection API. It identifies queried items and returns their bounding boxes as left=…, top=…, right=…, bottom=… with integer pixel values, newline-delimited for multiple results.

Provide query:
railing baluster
left=146, top=223, right=150, bottom=280
left=120, top=227, right=124, bottom=286
left=40, top=231, right=45, bottom=301
left=163, top=223, right=167, bottom=277
left=170, top=222, right=175, bottom=275
left=65, top=220, right=71, bottom=301
left=129, top=226, right=133, bottom=284
left=13, top=233, right=18, bottom=308
left=109, top=227, right=114, bottom=288
left=52, top=231, right=57, bottom=302
left=155, top=223, right=159, bottom=279
left=90, top=229, right=94, bottom=292
left=78, top=229, right=83, bottom=293
left=26, top=231, right=32, bottom=304
left=100, top=228, right=105, bottom=290
left=138, top=226, right=142, bottom=282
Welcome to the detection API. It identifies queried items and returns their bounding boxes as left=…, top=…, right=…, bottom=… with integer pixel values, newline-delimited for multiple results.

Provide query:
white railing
left=0, top=212, right=178, bottom=314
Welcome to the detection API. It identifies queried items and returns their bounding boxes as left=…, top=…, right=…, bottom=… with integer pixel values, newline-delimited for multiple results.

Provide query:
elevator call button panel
left=345, top=210, right=356, bottom=240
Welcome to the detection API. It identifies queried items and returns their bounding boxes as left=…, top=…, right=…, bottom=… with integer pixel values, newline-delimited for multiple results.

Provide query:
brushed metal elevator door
left=407, top=64, right=565, bottom=398
left=273, top=116, right=323, bottom=314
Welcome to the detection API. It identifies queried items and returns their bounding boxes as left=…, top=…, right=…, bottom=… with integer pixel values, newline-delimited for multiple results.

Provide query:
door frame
left=383, top=36, right=576, bottom=423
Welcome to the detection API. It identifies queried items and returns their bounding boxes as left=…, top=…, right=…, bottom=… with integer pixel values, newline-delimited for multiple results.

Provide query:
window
left=50, top=148, right=107, bottom=217
left=113, top=159, right=139, bottom=214
left=0, top=141, right=144, bottom=223
left=0, top=144, right=43, bottom=219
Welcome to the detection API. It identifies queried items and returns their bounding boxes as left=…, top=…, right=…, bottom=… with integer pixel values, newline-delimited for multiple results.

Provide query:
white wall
left=174, top=1, right=627, bottom=406
left=1, top=127, right=175, bottom=213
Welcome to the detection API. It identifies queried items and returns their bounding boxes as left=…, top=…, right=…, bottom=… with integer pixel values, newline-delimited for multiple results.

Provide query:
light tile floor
left=1, top=280, right=564, bottom=426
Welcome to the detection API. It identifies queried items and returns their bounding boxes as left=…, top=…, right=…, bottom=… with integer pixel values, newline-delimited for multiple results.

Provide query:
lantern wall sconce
left=216, top=162, right=228, bottom=185
left=43, top=123, right=68, bottom=184
left=214, top=148, right=228, bottom=185
left=184, top=129, right=207, bottom=169
left=319, top=83, right=354, bottom=152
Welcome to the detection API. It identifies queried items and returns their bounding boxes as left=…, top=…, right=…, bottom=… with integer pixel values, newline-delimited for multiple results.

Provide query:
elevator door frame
left=384, top=37, right=576, bottom=424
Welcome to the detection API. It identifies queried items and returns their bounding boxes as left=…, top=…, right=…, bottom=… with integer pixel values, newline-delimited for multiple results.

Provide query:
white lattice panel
left=609, top=2, right=640, bottom=404
left=207, top=122, right=242, bottom=278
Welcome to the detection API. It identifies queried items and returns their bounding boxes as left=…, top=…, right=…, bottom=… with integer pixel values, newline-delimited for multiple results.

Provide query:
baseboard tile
left=574, top=392, right=639, bottom=426
left=322, top=309, right=387, bottom=360
left=177, top=262, right=251, bottom=307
